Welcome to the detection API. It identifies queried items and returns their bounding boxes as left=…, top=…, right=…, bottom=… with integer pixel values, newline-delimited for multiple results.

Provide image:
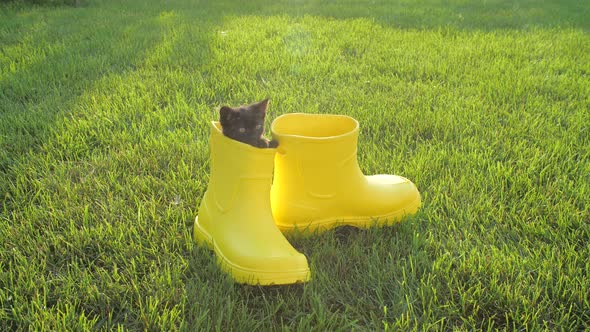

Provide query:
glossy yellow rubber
left=271, top=113, right=421, bottom=234
left=195, top=122, right=310, bottom=285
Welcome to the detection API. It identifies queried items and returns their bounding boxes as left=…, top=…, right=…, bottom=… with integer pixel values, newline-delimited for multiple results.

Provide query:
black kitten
left=219, top=99, right=278, bottom=148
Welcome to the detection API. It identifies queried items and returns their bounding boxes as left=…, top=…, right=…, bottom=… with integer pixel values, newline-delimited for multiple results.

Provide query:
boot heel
left=194, top=216, right=214, bottom=250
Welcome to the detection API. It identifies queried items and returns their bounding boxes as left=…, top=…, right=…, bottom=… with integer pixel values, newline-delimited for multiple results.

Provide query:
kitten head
left=219, top=98, right=269, bottom=144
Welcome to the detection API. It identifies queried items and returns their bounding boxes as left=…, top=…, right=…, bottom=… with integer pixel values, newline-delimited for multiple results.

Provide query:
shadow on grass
left=2, top=0, right=587, bottom=329
left=0, top=3, right=218, bottom=209
left=0, top=5, right=217, bottom=328
left=1, top=8, right=142, bottom=199
left=2, top=0, right=587, bottom=202
left=194, top=218, right=429, bottom=329
left=158, top=0, right=590, bottom=31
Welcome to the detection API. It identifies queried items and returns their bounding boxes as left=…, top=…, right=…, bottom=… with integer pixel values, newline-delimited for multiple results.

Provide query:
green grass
left=1, top=0, right=589, bottom=330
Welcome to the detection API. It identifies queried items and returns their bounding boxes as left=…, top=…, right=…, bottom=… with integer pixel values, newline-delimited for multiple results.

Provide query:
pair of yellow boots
left=195, top=113, right=421, bottom=285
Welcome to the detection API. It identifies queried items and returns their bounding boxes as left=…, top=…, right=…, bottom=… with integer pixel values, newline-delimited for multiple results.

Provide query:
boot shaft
left=271, top=114, right=365, bottom=198
left=207, top=121, right=276, bottom=213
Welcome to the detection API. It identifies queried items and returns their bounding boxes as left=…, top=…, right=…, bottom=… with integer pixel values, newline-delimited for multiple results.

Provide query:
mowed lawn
left=1, top=0, right=589, bottom=330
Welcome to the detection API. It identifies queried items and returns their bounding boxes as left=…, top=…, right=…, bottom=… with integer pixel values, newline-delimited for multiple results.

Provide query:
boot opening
left=272, top=113, right=358, bottom=138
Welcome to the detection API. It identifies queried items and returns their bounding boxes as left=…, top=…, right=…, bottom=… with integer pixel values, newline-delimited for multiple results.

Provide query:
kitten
left=219, top=98, right=278, bottom=148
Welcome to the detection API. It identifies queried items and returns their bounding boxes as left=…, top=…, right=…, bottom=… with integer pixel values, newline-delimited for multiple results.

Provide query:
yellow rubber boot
left=195, top=122, right=310, bottom=285
left=271, top=113, right=421, bottom=234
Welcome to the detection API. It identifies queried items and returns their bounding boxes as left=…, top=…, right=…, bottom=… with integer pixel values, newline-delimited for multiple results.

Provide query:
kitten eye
left=238, top=128, right=246, bottom=133
left=256, top=124, right=262, bottom=129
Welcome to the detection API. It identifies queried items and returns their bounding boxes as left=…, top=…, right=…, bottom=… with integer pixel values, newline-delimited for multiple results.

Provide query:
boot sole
left=276, top=195, right=421, bottom=234
left=194, top=216, right=311, bottom=285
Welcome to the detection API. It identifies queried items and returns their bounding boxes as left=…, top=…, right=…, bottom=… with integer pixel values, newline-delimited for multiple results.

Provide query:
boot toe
left=366, top=174, right=421, bottom=216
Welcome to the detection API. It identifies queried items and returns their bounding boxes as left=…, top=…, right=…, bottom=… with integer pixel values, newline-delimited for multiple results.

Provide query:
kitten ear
left=219, top=106, right=234, bottom=125
left=253, top=98, right=269, bottom=113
